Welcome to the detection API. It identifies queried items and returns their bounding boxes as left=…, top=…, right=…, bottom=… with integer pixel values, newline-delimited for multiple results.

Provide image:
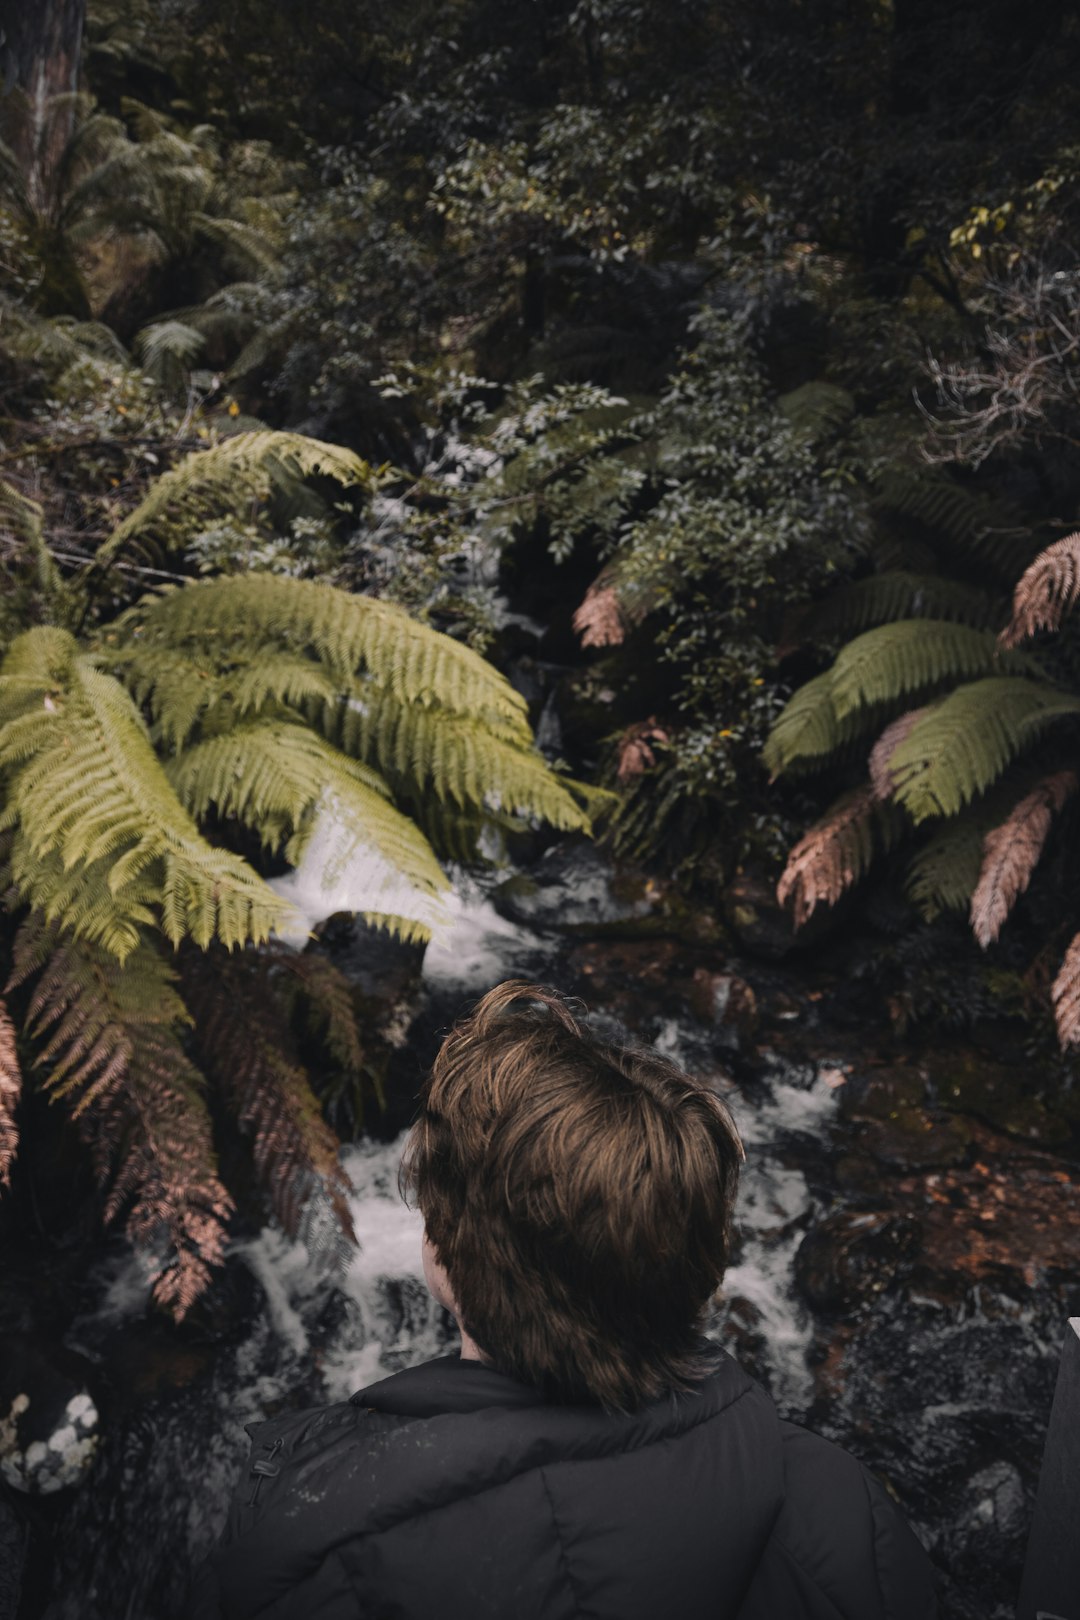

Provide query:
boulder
left=794, top=1210, right=922, bottom=1313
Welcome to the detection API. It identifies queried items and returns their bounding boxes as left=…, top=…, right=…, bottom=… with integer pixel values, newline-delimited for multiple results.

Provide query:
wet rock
left=794, top=1211, right=922, bottom=1313
left=860, top=1108, right=973, bottom=1170
left=490, top=842, right=664, bottom=934
left=723, top=870, right=837, bottom=960
left=724, top=872, right=798, bottom=959
left=926, top=1048, right=1072, bottom=1148
left=837, top=1063, right=973, bottom=1171
left=689, top=969, right=760, bottom=1050
left=314, top=915, right=426, bottom=1008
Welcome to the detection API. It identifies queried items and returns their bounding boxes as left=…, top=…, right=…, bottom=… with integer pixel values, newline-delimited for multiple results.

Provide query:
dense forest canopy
left=3, top=0, right=1080, bottom=1307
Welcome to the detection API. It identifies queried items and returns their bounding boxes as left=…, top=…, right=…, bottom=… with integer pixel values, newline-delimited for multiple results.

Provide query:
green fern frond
left=8, top=840, right=159, bottom=960
left=0, top=480, right=59, bottom=597
left=168, top=719, right=447, bottom=902
left=776, top=380, right=856, bottom=441
left=886, top=677, right=1080, bottom=822
left=135, top=319, right=206, bottom=390
left=0, top=628, right=297, bottom=955
left=111, top=575, right=530, bottom=734
left=95, top=432, right=374, bottom=568
left=338, top=694, right=591, bottom=830
left=905, top=816, right=988, bottom=920
left=801, top=572, right=1003, bottom=640
left=829, top=620, right=1029, bottom=720
left=763, top=669, right=876, bottom=778
left=871, top=469, right=1034, bottom=577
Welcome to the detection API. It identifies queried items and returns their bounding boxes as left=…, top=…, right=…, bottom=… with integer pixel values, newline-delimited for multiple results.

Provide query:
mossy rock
left=928, top=1048, right=1072, bottom=1147
left=858, top=1106, right=974, bottom=1170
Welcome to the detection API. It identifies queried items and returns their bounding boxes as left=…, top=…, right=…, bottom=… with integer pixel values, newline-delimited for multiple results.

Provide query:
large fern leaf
left=1000, top=531, right=1080, bottom=648
left=763, top=670, right=876, bottom=778
left=885, top=678, right=1080, bottom=823
left=9, top=922, right=232, bottom=1316
left=0, top=628, right=296, bottom=955
left=800, top=572, right=1003, bottom=641
left=970, top=771, right=1077, bottom=946
left=776, top=786, right=902, bottom=926
left=828, top=620, right=1028, bottom=720
left=871, top=469, right=1035, bottom=577
left=106, top=576, right=592, bottom=840
left=167, top=719, right=449, bottom=907
left=1052, top=932, right=1080, bottom=1050
left=906, top=816, right=988, bottom=921
left=182, top=948, right=356, bottom=1268
left=94, top=431, right=374, bottom=567
left=109, top=575, right=531, bottom=734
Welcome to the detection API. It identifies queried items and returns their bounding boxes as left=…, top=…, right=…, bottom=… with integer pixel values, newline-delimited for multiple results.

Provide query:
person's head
left=399, top=979, right=744, bottom=1414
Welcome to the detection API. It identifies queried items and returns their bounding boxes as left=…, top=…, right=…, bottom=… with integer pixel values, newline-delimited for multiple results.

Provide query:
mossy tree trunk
left=1, top=0, right=87, bottom=214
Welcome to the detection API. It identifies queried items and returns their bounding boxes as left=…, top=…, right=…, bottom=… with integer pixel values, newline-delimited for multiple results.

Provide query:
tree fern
left=93, top=432, right=374, bottom=568
left=1052, top=933, right=1080, bottom=1050
left=0, top=628, right=296, bottom=954
left=166, top=719, right=449, bottom=928
left=135, top=318, right=206, bottom=392
left=110, top=574, right=530, bottom=734
left=0, top=479, right=59, bottom=598
left=9, top=921, right=232, bottom=1316
left=885, top=678, right=1080, bottom=823
left=867, top=706, right=931, bottom=800
left=105, top=575, right=594, bottom=845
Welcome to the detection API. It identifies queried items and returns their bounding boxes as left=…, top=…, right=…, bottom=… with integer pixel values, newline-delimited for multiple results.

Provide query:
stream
left=6, top=844, right=1080, bottom=1619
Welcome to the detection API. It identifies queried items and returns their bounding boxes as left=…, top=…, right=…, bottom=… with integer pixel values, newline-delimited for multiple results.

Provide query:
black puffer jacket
left=192, top=1351, right=938, bottom=1620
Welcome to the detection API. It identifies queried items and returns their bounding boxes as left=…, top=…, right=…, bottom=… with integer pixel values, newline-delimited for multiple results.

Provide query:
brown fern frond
left=0, top=999, right=21, bottom=1189
left=1000, top=531, right=1080, bottom=648
left=275, top=949, right=366, bottom=1078
left=776, top=785, right=879, bottom=927
left=182, top=949, right=357, bottom=1268
left=573, top=580, right=626, bottom=648
left=89, top=1032, right=234, bottom=1317
left=615, top=718, right=670, bottom=781
left=869, top=707, right=931, bottom=800
left=971, top=772, right=1078, bottom=947
left=11, top=922, right=231, bottom=1316
left=1052, top=930, right=1080, bottom=1050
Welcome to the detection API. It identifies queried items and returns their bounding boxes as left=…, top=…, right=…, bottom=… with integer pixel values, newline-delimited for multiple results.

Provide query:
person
left=191, top=979, right=938, bottom=1619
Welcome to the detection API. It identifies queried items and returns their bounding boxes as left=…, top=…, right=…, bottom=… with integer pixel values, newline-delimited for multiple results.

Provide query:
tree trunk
left=1, top=0, right=87, bottom=214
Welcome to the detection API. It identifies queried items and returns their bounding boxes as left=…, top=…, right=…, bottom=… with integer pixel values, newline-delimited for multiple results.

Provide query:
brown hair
left=399, top=979, right=744, bottom=1413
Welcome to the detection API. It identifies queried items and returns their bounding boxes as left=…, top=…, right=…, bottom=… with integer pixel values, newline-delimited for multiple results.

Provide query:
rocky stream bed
left=2, top=840, right=1079, bottom=1619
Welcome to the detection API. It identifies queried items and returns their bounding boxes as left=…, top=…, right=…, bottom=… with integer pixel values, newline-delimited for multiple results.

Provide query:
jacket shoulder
left=736, top=1422, right=938, bottom=1620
